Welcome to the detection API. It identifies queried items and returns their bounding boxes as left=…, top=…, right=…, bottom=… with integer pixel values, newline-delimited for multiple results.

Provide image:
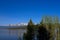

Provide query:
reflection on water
left=0, top=28, right=26, bottom=40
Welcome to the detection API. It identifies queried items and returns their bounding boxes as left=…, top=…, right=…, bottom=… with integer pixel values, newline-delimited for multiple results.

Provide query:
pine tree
left=37, top=18, right=50, bottom=40
left=23, top=33, right=27, bottom=40
left=37, top=25, right=50, bottom=40
left=23, top=19, right=34, bottom=40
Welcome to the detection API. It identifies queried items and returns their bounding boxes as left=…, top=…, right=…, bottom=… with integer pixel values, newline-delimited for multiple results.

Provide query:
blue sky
left=0, top=0, right=60, bottom=26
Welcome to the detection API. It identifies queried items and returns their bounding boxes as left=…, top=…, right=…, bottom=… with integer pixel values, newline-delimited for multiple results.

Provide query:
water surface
left=0, top=27, right=26, bottom=40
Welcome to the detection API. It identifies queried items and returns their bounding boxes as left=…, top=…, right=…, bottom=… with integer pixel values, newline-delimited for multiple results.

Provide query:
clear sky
left=0, top=0, right=60, bottom=26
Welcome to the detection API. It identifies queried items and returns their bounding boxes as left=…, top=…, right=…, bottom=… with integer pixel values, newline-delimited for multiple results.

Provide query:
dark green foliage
left=23, top=33, right=26, bottom=40
left=26, top=25, right=34, bottom=40
left=37, top=25, right=50, bottom=40
left=23, top=19, right=51, bottom=40
left=23, top=19, right=34, bottom=40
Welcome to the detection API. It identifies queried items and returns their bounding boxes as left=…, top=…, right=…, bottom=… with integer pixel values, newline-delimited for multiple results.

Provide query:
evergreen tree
left=37, top=17, right=50, bottom=40
left=42, top=16, right=52, bottom=40
left=37, top=25, right=50, bottom=40
left=23, top=33, right=27, bottom=40
left=23, top=19, right=34, bottom=40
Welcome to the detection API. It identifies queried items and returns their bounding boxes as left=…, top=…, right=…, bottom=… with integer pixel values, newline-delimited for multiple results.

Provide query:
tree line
left=23, top=19, right=51, bottom=40
left=18, top=16, right=60, bottom=40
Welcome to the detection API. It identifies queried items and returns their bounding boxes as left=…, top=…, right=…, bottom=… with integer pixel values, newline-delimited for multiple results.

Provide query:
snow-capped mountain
left=17, top=23, right=28, bottom=26
left=9, top=23, right=28, bottom=26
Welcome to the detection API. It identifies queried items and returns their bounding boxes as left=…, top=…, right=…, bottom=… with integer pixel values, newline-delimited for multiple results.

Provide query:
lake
left=0, top=27, right=26, bottom=40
